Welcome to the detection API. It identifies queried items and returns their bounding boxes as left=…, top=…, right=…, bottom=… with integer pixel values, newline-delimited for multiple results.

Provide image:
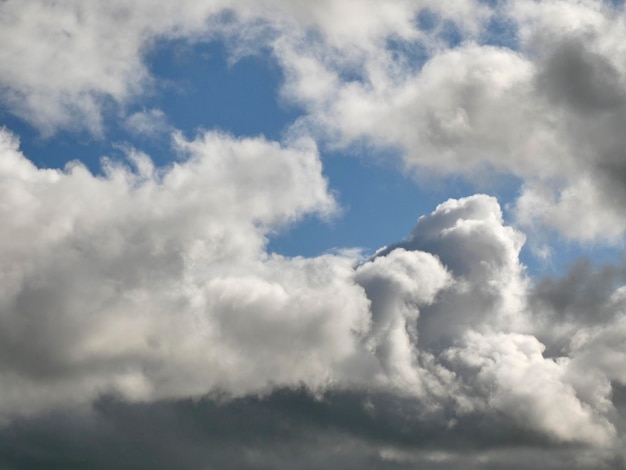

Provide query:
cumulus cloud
left=0, top=126, right=360, bottom=414
left=0, top=0, right=486, bottom=134
left=0, top=0, right=227, bottom=134
left=3, top=0, right=626, bottom=242
left=3, top=1, right=626, bottom=467
left=269, top=0, right=626, bottom=243
left=1, top=134, right=625, bottom=467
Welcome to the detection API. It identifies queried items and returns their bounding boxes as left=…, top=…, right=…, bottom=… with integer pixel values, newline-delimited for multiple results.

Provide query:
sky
left=1, top=0, right=626, bottom=468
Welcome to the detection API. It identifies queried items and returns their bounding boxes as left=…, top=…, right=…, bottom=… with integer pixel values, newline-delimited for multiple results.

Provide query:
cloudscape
left=1, top=1, right=626, bottom=468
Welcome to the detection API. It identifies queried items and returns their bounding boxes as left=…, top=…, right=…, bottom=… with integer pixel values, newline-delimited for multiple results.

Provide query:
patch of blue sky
left=0, top=35, right=448, bottom=262
left=0, top=110, right=112, bottom=173
left=481, top=14, right=519, bottom=50
left=269, top=153, right=527, bottom=260
left=145, top=37, right=465, bottom=260
left=3, top=32, right=622, bottom=276
left=143, top=39, right=300, bottom=158
left=437, top=20, right=464, bottom=48
left=385, top=37, right=430, bottom=75
left=413, top=9, right=464, bottom=49
left=267, top=149, right=470, bottom=258
left=477, top=0, right=508, bottom=7
left=415, top=8, right=440, bottom=33
left=0, top=37, right=300, bottom=167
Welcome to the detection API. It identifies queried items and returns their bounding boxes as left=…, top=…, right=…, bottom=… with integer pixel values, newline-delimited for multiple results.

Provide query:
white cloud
left=3, top=1, right=626, bottom=465
left=1, top=128, right=625, bottom=462
left=125, top=108, right=170, bottom=138
left=6, top=0, right=626, bottom=241
left=445, top=330, right=615, bottom=447
left=3, top=0, right=626, bottom=243
left=515, top=178, right=626, bottom=243
left=0, top=0, right=487, bottom=135
left=268, top=1, right=626, bottom=244
left=0, top=126, right=360, bottom=414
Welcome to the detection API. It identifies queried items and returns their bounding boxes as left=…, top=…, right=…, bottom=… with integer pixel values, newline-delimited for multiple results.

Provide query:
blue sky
left=0, top=34, right=485, bottom=259
left=4, top=28, right=617, bottom=274
left=1, top=1, right=626, bottom=468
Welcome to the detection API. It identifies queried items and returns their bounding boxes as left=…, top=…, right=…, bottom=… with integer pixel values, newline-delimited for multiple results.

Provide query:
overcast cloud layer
left=1, top=0, right=626, bottom=468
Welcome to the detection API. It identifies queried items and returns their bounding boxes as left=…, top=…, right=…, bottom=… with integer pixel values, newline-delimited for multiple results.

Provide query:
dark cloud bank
left=4, top=387, right=623, bottom=470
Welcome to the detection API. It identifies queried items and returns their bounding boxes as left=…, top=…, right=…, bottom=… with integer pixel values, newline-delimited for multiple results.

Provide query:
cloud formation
left=2, top=1, right=626, bottom=468
left=3, top=0, right=625, bottom=241
left=0, top=127, right=352, bottom=413
left=2, top=124, right=626, bottom=466
left=273, top=0, right=626, bottom=242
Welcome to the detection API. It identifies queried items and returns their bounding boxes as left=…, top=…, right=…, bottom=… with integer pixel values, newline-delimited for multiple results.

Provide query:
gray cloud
left=537, top=38, right=626, bottom=114
left=377, top=195, right=528, bottom=351
left=0, top=390, right=620, bottom=470
left=530, top=260, right=626, bottom=327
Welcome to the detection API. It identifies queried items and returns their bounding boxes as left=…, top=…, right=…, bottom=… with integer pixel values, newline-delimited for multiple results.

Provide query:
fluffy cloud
left=354, top=248, right=451, bottom=393
left=2, top=136, right=625, bottom=466
left=271, top=0, right=626, bottom=243
left=0, top=0, right=231, bottom=134
left=0, top=126, right=366, bottom=414
left=3, top=0, right=626, bottom=242
left=0, top=0, right=485, bottom=134
left=3, top=1, right=626, bottom=467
